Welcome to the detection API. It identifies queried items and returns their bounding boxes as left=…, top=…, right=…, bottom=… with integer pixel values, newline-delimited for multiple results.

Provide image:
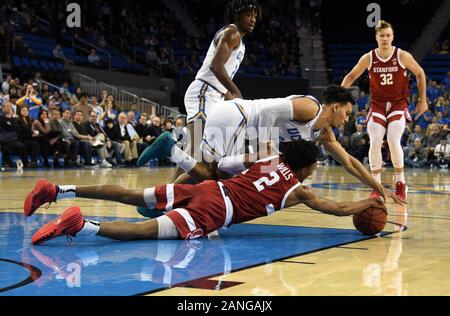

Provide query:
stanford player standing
left=342, top=20, right=428, bottom=201
left=24, top=140, right=386, bottom=244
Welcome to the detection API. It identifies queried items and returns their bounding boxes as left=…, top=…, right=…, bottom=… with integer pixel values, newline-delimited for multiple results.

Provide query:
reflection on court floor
left=0, top=212, right=380, bottom=296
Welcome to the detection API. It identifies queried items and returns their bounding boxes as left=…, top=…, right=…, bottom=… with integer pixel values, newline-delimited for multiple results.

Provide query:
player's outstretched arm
left=320, top=129, right=405, bottom=205
left=286, top=185, right=387, bottom=216
left=341, top=53, right=371, bottom=88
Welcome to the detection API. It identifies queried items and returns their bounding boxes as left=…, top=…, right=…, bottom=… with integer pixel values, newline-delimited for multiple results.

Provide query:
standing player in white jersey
left=180, top=0, right=261, bottom=164
left=341, top=20, right=427, bottom=201
left=138, top=85, right=403, bottom=204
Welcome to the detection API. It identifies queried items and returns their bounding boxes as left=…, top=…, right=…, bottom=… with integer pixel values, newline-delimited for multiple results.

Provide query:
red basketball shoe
left=395, top=181, right=408, bottom=201
left=32, top=206, right=84, bottom=245
left=369, top=190, right=382, bottom=200
left=24, top=178, right=57, bottom=217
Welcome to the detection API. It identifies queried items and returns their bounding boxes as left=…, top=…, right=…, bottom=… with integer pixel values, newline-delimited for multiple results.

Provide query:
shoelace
left=66, top=235, right=73, bottom=244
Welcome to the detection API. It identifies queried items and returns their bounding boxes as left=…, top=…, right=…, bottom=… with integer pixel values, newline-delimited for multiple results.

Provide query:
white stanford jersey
left=195, top=24, right=245, bottom=94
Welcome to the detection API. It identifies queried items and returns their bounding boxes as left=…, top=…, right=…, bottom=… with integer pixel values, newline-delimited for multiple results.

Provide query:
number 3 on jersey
left=253, top=172, right=280, bottom=192
left=380, top=73, right=393, bottom=86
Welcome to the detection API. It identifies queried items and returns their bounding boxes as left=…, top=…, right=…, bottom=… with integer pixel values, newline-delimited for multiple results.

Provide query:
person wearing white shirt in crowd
left=434, top=138, right=450, bottom=168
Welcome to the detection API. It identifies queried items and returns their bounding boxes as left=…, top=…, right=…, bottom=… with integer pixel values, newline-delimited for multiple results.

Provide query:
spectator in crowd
left=162, top=118, right=173, bottom=132
left=59, top=81, right=72, bottom=97
left=88, top=49, right=101, bottom=67
left=355, top=91, right=369, bottom=112
left=100, top=94, right=118, bottom=123
left=90, top=95, right=104, bottom=123
left=108, top=112, right=139, bottom=166
left=148, top=115, right=162, bottom=138
left=103, top=118, right=125, bottom=165
left=73, top=110, right=112, bottom=168
left=350, top=124, right=366, bottom=155
left=405, top=138, right=428, bottom=168
left=127, top=110, right=137, bottom=127
left=58, top=108, right=95, bottom=167
left=404, top=125, right=425, bottom=156
left=433, top=137, right=450, bottom=168
left=32, top=108, right=63, bottom=168
left=427, top=81, right=441, bottom=104
left=2, top=75, right=12, bottom=94
left=16, top=83, right=43, bottom=120
left=15, top=105, right=40, bottom=167
left=83, top=111, right=121, bottom=166
left=413, top=108, right=433, bottom=131
left=424, top=125, right=444, bottom=160
left=53, top=44, right=68, bottom=63
left=50, top=109, right=77, bottom=167
left=135, top=112, right=155, bottom=154
left=355, top=110, right=367, bottom=132
left=0, top=102, right=37, bottom=168
left=72, top=93, right=93, bottom=123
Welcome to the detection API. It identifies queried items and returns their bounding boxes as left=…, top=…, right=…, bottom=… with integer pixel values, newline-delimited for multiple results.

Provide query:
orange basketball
left=353, top=207, right=387, bottom=235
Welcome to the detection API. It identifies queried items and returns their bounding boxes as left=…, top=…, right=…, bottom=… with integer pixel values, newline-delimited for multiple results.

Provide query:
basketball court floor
left=0, top=165, right=449, bottom=296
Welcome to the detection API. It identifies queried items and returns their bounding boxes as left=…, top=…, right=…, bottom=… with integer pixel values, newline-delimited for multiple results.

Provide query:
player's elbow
left=209, top=62, right=219, bottom=75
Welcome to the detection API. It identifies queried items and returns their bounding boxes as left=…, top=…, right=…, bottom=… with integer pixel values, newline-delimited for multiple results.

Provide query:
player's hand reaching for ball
left=378, top=185, right=406, bottom=206
left=369, top=198, right=388, bottom=214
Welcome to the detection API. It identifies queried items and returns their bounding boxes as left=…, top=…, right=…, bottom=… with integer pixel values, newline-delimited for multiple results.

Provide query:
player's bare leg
left=171, top=119, right=204, bottom=183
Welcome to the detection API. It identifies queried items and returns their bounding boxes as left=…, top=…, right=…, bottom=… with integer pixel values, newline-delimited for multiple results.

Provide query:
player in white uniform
left=181, top=0, right=261, bottom=161
left=139, top=85, right=404, bottom=204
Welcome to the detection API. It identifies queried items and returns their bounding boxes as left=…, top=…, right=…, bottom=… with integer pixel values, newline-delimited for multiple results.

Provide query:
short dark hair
left=282, top=139, right=319, bottom=171
left=322, top=85, right=355, bottom=106
left=224, top=0, right=262, bottom=23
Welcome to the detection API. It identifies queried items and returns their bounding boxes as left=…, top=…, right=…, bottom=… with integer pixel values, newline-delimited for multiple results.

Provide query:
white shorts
left=201, top=97, right=293, bottom=162
left=156, top=215, right=179, bottom=239
left=184, top=79, right=225, bottom=124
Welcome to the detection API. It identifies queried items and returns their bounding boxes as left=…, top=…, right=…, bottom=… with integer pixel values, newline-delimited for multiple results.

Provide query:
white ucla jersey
left=233, top=95, right=323, bottom=143
left=195, top=24, right=245, bottom=94
left=278, top=95, right=324, bottom=143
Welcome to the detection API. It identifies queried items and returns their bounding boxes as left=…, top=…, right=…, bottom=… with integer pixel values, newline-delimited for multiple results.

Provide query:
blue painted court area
left=0, top=212, right=375, bottom=296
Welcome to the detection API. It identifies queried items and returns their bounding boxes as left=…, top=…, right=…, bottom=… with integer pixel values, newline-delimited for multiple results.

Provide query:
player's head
left=322, top=85, right=355, bottom=128
left=282, top=139, right=319, bottom=181
left=225, top=0, right=261, bottom=34
left=375, top=20, right=394, bottom=49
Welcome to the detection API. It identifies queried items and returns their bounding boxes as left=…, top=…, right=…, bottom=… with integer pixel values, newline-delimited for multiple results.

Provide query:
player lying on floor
left=25, top=140, right=386, bottom=245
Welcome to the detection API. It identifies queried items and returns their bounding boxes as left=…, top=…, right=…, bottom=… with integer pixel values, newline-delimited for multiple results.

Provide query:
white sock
left=143, top=187, right=156, bottom=209
left=395, top=171, right=405, bottom=183
left=78, top=219, right=100, bottom=235
left=170, top=146, right=197, bottom=173
left=56, top=185, right=77, bottom=200
left=372, top=173, right=381, bottom=183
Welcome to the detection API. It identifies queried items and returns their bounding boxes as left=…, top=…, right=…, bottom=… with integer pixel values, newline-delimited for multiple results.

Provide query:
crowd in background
left=0, top=73, right=187, bottom=169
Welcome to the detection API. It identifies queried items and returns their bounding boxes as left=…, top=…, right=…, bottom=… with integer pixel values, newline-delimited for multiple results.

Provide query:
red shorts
left=154, top=181, right=228, bottom=239
left=367, top=100, right=411, bottom=128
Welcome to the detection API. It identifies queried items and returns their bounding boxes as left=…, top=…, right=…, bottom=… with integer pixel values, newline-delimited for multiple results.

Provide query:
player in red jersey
left=342, top=20, right=428, bottom=201
left=26, top=140, right=386, bottom=245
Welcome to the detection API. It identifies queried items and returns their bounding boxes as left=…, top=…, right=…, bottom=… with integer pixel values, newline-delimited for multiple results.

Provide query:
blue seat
left=22, top=58, right=30, bottom=66
left=13, top=56, right=22, bottom=67
left=39, top=60, right=49, bottom=70
left=30, top=59, right=39, bottom=67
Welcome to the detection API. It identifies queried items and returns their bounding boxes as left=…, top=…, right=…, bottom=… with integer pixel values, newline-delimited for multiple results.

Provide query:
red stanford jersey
left=368, top=47, right=409, bottom=103
left=223, top=156, right=301, bottom=225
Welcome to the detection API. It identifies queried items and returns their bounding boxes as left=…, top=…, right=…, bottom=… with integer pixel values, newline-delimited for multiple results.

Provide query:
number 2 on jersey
left=253, top=172, right=280, bottom=192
